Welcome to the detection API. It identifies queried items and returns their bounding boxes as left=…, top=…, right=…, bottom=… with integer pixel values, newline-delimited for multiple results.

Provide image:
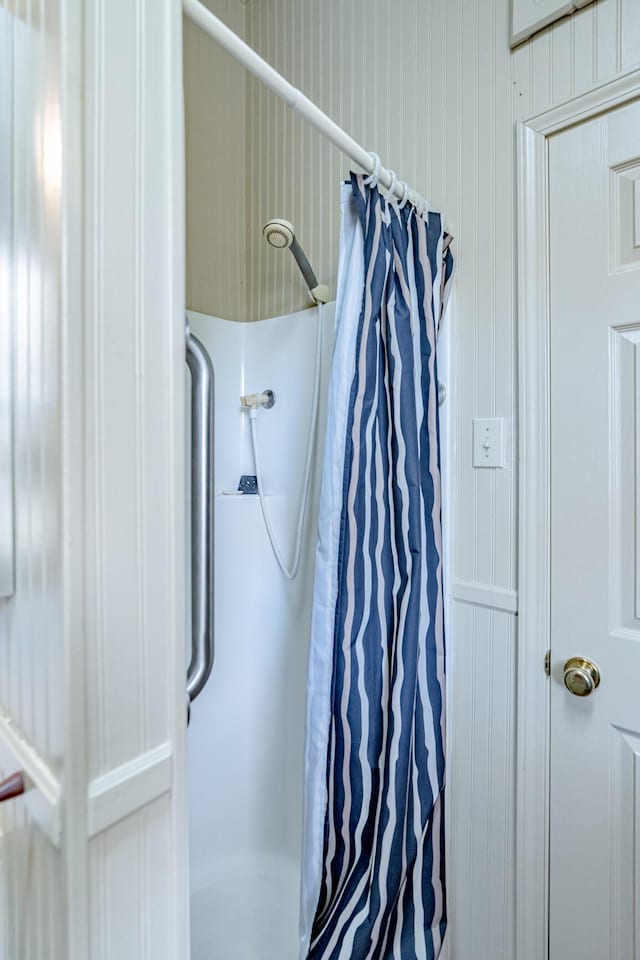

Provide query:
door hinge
left=544, top=650, right=551, bottom=676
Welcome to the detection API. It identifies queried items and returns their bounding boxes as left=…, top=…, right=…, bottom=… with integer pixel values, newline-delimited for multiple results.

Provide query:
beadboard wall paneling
left=89, top=797, right=173, bottom=960
left=0, top=766, right=67, bottom=960
left=245, top=0, right=522, bottom=574
left=184, top=0, right=247, bottom=321
left=0, top=2, right=69, bottom=954
left=0, top=0, right=66, bottom=778
left=445, top=602, right=517, bottom=958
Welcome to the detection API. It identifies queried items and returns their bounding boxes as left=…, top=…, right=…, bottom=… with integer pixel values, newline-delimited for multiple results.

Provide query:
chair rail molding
left=87, top=742, right=173, bottom=838
left=516, top=66, right=640, bottom=960
left=451, top=579, right=518, bottom=614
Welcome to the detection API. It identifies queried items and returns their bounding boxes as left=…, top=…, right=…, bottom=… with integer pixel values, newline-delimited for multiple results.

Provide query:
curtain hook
left=385, top=168, right=398, bottom=201
left=398, top=180, right=410, bottom=209
left=363, top=151, right=382, bottom=187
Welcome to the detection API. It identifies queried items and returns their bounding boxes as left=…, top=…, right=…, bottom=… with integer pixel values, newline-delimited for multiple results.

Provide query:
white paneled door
left=548, top=97, right=640, bottom=958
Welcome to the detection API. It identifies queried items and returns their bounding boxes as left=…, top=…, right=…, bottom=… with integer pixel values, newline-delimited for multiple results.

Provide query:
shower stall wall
left=187, top=305, right=335, bottom=960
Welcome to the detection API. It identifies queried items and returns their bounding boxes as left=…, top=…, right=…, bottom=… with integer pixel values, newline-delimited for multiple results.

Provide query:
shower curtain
left=300, top=173, right=454, bottom=960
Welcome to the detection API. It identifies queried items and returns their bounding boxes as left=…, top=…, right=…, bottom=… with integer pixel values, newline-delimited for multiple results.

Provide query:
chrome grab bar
left=186, top=327, right=214, bottom=708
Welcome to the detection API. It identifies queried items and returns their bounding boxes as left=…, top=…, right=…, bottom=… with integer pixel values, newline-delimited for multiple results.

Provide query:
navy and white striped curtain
left=300, top=173, right=454, bottom=960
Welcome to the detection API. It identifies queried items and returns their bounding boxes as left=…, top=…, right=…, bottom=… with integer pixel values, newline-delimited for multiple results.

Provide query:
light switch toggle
left=473, top=418, right=506, bottom=468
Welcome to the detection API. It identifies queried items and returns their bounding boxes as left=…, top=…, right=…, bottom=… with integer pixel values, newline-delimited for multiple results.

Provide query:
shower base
left=190, top=854, right=300, bottom=959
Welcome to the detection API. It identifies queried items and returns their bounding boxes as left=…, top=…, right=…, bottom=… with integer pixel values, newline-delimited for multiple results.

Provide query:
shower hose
left=248, top=302, right=323, bottom=581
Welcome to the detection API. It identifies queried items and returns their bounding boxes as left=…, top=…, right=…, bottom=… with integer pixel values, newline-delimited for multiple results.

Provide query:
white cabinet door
left=511, top=0, right=596, bottom=47
left=548, top=97, right=640, bottom=958
left=0, top=2, right=188, bottom=957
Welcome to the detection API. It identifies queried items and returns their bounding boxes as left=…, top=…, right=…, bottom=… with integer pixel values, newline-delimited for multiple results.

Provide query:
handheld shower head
left=262, top=218, right=330, bottom=303
left=263, top=218, right=295, bottom=249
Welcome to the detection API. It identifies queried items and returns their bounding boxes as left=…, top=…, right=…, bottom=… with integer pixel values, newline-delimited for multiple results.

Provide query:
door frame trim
left=516, top=65, right=640, bottom=960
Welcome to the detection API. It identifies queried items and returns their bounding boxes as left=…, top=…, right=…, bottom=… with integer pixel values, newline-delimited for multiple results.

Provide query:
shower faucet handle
left=240, top=390, right=275, bottom=410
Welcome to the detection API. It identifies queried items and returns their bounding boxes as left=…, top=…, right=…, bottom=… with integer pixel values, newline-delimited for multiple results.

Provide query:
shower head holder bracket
left=310, top=283, right=331, bottom=304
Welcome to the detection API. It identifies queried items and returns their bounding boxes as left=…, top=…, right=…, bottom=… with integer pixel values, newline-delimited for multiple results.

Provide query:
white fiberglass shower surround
left=188, top=303, right=334, bottom=959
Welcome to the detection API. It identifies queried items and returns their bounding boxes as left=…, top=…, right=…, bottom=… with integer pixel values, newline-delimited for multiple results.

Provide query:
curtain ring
left=385, top=168, right=398, bottom=201
left=363, top=152, right=382, bottom=186
left=398, top=180, right=410, bottom=209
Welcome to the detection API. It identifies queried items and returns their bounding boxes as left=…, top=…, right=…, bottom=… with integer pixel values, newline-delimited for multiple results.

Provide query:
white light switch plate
left=473, top=417, right=506, bottom=468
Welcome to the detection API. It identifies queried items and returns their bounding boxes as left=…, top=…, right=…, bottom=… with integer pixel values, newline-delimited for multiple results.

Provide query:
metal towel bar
left=186, top=327, right=214, bottom=711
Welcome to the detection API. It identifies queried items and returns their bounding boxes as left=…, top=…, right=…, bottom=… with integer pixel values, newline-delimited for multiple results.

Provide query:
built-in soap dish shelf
left=219, top=475, right=261, bottom=498
left=237, top=474, right=258, bottom=495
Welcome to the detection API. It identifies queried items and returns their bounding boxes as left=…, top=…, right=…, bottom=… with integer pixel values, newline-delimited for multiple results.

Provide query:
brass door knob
left=563, top=657, right=600, bottom=697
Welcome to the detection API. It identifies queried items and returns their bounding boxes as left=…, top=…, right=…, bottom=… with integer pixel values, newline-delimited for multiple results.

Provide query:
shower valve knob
left=241, top=390, right=275, bottom=410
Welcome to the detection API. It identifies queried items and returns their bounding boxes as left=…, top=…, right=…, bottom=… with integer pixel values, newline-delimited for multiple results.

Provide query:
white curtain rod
left=182, top=0, right=431, bottom=214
